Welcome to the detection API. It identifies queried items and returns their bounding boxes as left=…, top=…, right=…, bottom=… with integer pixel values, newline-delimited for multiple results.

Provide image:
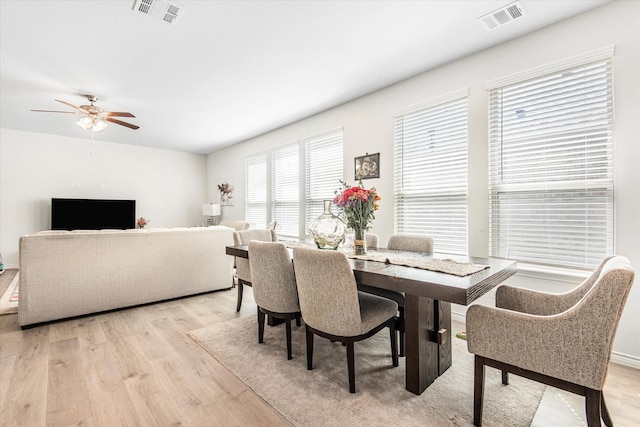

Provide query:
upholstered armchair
left=248, top=241, right=301, bottom=360
left=292, top=247, right=398, bottom=393
left=233, top=229, right=278, bottom=312
left=358, top=233, right=434, bottom=356
left=467, top=255, right=635, bottom=427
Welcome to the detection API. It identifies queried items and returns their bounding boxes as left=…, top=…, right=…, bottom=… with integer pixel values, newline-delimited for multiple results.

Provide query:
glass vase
left=309, top=200, right=346, bottom=250
left=353, top=228, right=367, bottom=255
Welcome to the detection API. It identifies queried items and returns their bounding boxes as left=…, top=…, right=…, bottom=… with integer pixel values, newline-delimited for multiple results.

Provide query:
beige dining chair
left=467, top=255, right=635, bottom=427
left=220, top=220, right=250, bottom=231
left=233, top=229, right=278, bottom=312
left=292, top=247, right=398, bottom=393
left=358, top=233, right=434, bottom=356
left=248, top=241, right=301, bottom=360
left=365, top=232, right=379, bottom=250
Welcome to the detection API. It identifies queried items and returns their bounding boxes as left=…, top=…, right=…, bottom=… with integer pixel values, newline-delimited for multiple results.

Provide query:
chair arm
left=496, top=285, right=565, bottom=315
left=466, top=304, right=606, bottom=390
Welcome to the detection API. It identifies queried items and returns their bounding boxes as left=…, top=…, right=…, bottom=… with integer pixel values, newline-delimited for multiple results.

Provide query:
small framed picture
left=354, top=153, right=380, bottom=180
left=217, top=178, right=234, bottom=206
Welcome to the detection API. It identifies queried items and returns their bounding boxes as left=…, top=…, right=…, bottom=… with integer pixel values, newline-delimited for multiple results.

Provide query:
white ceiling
left=0, top=0, right=610, bottom=154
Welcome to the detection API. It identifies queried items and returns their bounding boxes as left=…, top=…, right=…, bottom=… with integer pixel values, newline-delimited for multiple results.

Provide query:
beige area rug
left=0, top=272, right=19, bottom=315
left=189, top=316, right=545, bottom=426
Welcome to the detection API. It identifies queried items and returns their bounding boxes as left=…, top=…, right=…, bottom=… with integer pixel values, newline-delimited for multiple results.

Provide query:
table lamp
left=202, top=203, right=221, bottom=226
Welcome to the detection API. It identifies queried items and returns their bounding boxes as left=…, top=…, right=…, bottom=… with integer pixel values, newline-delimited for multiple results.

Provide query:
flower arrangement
left=137, top=217, right=149, bottom=229
left=332, top=180, right=381, bottom=231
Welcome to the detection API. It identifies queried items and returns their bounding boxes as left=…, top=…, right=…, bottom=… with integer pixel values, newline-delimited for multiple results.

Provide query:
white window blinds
left=487, top=52, right=614, bottom=269
left=272, top=143, right=299, bottom=238
left=245, top=153, right=267, bottom=229
left=305, top=129, right=344, bottom=233
left=394, top=90, right=469, bottom=255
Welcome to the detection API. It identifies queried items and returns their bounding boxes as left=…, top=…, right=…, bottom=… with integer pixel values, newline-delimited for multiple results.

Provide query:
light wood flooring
left=1, top=269, right=638, bottom=426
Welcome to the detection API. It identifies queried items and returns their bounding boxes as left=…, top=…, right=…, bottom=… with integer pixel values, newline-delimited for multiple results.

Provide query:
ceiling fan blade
left=105, top=111, right=136, bottom=118
left=106, top=117, right=140, bottom=130
left=31, top=109, right=77, bottom=114
left=54, top=99, right=83, bottom=112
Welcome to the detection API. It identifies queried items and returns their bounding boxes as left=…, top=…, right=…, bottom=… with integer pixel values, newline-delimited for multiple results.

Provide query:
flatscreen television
left=51, top=198, right=136, bottom=230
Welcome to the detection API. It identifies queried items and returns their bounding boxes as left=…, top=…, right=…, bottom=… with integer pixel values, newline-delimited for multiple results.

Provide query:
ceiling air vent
left=478, top=1, right=526, bottom=31
left=133, top=0, right=181, bottom=25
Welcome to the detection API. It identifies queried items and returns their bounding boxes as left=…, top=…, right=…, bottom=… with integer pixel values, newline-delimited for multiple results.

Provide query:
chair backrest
left=233, top=229, right=278, bottom=245
left=248, top=241, right=299, bottom=313
left=233, top=229, right=278, bottom=282
left=220, top=220, right=250, bottom=231
left=387, top=234, right=433, bottom=253
left=498, top=256, right=615, bottom=316
left=365, top=233, right=379, bottom=250
left=292, top=248, right=363, bottom=336
left=565, top=255, right=634, bottom=389
left=266, top=220, right=278, bottom=231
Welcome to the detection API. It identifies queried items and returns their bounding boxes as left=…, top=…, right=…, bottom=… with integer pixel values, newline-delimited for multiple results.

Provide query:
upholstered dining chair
left=248, top=241, right=301, bottom=360
left=358, top=233, right=434, bottom=356
left=365, top=233, right=379, bottom=250
left=466, top=255, right=635, bottom=427
left=220, top=220, right=250, bottom=231
left=233, top=229, right=278, bottom=312
left=292, top=247, right=398, bottom=393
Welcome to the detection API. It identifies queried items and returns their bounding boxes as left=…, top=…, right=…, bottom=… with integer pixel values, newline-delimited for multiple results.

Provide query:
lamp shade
left=202, top=203, right=221, bottom=216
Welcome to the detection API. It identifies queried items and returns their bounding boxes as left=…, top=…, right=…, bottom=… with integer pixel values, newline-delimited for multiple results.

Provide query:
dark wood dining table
left=226, top=244, right=517, bottom=395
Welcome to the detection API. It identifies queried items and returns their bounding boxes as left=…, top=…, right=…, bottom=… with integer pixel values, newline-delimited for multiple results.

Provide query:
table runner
left=283, top=241, right=488, bottom=277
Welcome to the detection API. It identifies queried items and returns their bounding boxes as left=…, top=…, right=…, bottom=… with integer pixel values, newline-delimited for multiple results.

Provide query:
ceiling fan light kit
left=32, top=94, right=139, bottom=132
left=76, top=116, right=108, bottom=132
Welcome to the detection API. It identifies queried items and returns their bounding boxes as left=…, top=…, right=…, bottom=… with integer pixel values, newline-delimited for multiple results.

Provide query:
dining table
left=226, top=243, right=517, bottom=395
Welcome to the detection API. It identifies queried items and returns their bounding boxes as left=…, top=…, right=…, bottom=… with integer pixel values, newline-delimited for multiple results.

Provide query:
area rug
left=189, top=316, right=545, bottom=426
left=0, top=272, right=19, bottom=315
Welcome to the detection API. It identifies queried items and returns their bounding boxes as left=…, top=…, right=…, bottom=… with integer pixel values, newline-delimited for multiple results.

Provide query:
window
left=393, top=89, right=469, bottom=255
left=271, top=143, right=299, bottom=238
left=245, top=154, right=267, bottom=229
left=244, top=129, right=343, bottom=239
left=305, top=129, right=344, bottom=229
left=487, top=47, right=614, bottom=269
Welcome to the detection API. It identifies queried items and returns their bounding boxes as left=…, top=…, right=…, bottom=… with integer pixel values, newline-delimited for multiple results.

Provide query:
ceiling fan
left=32, top=95, right=139, bottom=131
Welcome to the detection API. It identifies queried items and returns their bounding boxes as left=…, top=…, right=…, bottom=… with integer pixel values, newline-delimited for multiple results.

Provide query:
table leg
left=404, top=295, right=454, bottom=394
left=404, top=294, right=438, bottom=394
left=437, top=300, right=452, bottom=375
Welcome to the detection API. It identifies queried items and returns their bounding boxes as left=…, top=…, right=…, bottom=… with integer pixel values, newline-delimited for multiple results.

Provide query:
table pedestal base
left=404, top=294, right=452, bottom=395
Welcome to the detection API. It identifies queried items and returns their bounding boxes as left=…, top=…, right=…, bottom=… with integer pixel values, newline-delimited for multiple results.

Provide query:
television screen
left=51, top=198, right=136, bottom=230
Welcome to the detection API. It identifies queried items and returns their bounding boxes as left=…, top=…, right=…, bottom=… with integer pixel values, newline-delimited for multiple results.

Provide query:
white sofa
left=18, top=226, right=235, bottom=327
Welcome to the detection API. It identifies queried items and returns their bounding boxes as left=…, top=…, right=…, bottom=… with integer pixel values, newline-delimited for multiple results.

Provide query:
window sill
left=514, top=262, right=590, bottom=284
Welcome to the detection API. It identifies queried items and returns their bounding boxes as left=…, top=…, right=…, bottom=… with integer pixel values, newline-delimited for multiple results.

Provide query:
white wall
left=207, top=0, right=640, bottom=364
left=0, top=128, right=208, bottom=267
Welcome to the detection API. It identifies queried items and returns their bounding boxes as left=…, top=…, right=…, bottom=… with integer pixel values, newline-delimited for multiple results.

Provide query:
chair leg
left=285, top=316, right=293, bottom=360
left=257, top=307, right=265, bottom=344
left=306, top=326, right=314, bottom=370
left=346, top=340, right=356, bottom=393
left=236, top=282, right=244, bottom=312
left=601, top=393, right=613, bottom=427
left=501, top=370, right=509, bottom=385
left=473, top=355, right=485, bottom=427
left=295, top=312, right=301, bottom=327
left=398, top=306, right=405, bottom=357
left=585, top=389, right=602, bottom=427
left=389, top=318, right=398, bottom=367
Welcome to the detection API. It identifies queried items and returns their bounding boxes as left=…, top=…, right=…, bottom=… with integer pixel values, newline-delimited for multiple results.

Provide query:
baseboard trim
left=610, top=351, right=640, bottom=369
left=452, top=310, right=639, bottom=370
